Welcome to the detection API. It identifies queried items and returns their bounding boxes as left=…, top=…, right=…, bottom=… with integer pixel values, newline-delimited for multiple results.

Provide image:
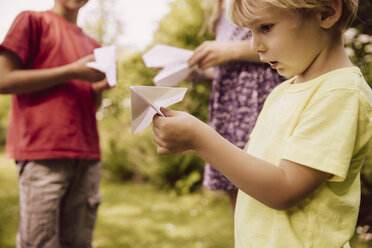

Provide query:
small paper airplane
left=130, top=86, right=187, bottom=134
left=86, top=45, right=117, bottom=86
left=142, top=44, right=195, bottom=87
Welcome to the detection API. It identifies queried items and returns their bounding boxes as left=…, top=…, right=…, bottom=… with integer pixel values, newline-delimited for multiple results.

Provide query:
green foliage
left=155, top=153, right=204, bottom=193
left=0, top=158, right=18, bottom=248
left=345, top=7, right=372, bottom=233
left=82, top=0, right=124, bottom=46
left=98, top=54, right=210, bottom=193
left=353, top=0, right=372, bottom=35
left=359, top=149, right=372, bottom=224
left=344, top=28, right=372, bottom=87
left=357, top=143, right=372, bottom=241
left=153, top=0, right=213, bottom=49
left=0, top=96, right=10, bottom=151
left=98, top=0, right=212, bottom=194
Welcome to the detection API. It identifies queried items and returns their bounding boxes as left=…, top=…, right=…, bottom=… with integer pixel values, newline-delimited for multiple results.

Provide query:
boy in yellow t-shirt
left=152, top=0, right=372, bottom=247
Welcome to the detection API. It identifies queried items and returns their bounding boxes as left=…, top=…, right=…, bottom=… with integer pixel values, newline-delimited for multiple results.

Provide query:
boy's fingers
left=85, top=54, right=95, bottom=62
left=157, top=145, right=171, bottom=155
left=152, top=113, right=163, bottom=127
left=153, top=134, right=164, bottom=148
left=160, top=107, right=177, bottom=117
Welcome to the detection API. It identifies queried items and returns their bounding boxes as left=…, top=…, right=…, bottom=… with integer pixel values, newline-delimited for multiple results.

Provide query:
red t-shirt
left=0, top=11, right=101, bottom=160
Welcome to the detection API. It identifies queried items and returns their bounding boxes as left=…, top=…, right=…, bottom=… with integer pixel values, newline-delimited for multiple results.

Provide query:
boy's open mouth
left=269, top=61, right=279, bottom=69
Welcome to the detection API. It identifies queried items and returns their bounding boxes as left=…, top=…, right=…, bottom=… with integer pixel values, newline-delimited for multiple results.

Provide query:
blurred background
left=0, top=0, right=371, bottom=247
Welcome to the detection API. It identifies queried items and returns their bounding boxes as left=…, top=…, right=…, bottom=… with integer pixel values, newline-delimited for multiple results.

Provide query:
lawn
left=0, top=156, right=234, bottom=248
left=0, top=156, right=371, bottom=248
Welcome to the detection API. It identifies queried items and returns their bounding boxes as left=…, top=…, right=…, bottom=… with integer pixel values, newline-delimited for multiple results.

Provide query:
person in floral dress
left=188, top=0, right=283, bottom=210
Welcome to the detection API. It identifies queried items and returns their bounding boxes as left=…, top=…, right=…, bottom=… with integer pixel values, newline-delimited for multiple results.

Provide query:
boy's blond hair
left=226, top=0, right=358, bottom=32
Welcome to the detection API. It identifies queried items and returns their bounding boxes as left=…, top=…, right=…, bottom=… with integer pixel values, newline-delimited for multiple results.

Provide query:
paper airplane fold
left=142, top=44, right=195, bottom=86
left=130, top=86, right=187, bottom=134
left=86, top=45, right=117, bottom=86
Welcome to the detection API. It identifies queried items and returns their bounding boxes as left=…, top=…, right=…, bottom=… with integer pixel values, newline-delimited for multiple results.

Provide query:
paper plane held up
left=130, top=86, right=187, bottom=134
left=142, top=44, right=195, bottom=87
left=86, top=45, right=117, bottom=86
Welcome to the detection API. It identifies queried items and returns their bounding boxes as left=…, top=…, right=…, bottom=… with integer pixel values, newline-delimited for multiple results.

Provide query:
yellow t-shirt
left=235, top=67, right=372, bottom=248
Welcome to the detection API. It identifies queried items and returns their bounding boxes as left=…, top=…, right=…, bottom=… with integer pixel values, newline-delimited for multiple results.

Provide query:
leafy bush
left=0, top=96, right=10, bottom=152
left=98, top=0, right=212, bottom=194
left=347, top=3, right=372, bottom=240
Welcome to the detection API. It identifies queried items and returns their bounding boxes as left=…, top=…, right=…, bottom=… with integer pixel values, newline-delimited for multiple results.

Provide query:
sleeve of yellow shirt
left=282, top=88, right=367, bottom=182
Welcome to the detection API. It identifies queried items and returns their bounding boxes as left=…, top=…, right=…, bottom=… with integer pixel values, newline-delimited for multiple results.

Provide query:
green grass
left=0, top=156, right=234, bottom=248
left=1, top=156, right=371, bottom=248
left=94, top=174, right=234, bottom=248
left=0, top=156, right=18, bottom=248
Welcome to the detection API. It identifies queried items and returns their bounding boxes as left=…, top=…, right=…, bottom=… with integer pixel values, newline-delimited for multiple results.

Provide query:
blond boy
left=152, top=0, right=372, bottom=247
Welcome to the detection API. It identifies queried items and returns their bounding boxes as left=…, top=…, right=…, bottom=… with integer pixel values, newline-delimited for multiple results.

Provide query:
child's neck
left=295, top=35, right=353, bottom=84
left=51, top=5, right=79, bottom=24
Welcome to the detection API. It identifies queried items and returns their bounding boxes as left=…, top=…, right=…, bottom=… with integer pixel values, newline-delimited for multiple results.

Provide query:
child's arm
left=0, top=49, right=105, bottom=94
left=153, top=108, right=331, bottom=210
left=91, top=79, right=110, bottom=109
left=188, top=40, right=261, bottom=71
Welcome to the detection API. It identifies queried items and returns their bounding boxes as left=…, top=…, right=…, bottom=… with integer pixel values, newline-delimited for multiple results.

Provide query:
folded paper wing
left=154, top=63, right=196, bottom=87
left=142, top=44, right=195, bottom=86
left=86, top=45, right=117, bottom=86
left=130, top=86, right=188, bottom=134
left=142, top=44, right=193, bottom=68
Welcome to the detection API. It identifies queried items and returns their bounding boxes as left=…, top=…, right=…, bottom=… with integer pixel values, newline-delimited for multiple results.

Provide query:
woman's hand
left=188, top=41, right=236, bottom=70
left=188, top=40, right=260, bottom=70
left=184, top=67, right=214, bottom=83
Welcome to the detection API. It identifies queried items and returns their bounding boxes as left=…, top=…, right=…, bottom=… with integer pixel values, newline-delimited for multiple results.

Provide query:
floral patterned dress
left=203, top=11, right=284, bottom=191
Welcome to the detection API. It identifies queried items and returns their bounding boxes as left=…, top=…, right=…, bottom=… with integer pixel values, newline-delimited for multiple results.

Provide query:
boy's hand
left=152, top=108, right=202, bottom=155
left=91, top=78, right=111, bottom=93
left=69, top=54, right=106, bottom=82
left=91, top=79, right=111, bottom=109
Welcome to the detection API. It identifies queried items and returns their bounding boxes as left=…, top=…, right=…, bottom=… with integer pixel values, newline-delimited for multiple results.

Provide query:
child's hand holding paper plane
left=86, top=45, right=117, bottom=86
left=130, top=86, right=187, bottom=134
left=142, top=44, right=196, bottom=87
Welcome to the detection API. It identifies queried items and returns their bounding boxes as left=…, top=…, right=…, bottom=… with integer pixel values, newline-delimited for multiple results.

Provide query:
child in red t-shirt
left=0, top=0, right=111, bottom=247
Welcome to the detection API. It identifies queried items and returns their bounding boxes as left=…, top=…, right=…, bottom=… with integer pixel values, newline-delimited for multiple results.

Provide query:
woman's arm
left=153, top=108, right=331, bottom=210
left=0, top=49, right=105, bottom=94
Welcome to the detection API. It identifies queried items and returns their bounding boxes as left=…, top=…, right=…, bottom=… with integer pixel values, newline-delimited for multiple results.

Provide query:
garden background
left=0, top=0, right=372, bottom=247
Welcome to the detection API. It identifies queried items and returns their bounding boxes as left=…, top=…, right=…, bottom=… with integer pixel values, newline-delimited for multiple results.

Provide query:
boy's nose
left=251, top=36, right=265, bottom=54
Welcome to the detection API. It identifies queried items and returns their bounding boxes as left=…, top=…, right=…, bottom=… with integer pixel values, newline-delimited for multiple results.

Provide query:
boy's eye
left=260, top=24, right=274, bottom=33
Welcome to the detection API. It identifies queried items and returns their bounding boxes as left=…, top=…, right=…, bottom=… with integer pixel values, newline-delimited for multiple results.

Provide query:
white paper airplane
left=142, top=44, right=195, bottom=86
left=130, top=86, right=187, bottom=134
left=86, top=45, right=117, bottom=86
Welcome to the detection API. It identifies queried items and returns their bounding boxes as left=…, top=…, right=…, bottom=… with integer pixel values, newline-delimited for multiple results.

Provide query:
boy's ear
left=318, top=0, right=342, bottom=29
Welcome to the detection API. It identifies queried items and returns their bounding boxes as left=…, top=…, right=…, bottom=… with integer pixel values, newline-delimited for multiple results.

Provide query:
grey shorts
left=16, top=159, right=102, bottom=248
